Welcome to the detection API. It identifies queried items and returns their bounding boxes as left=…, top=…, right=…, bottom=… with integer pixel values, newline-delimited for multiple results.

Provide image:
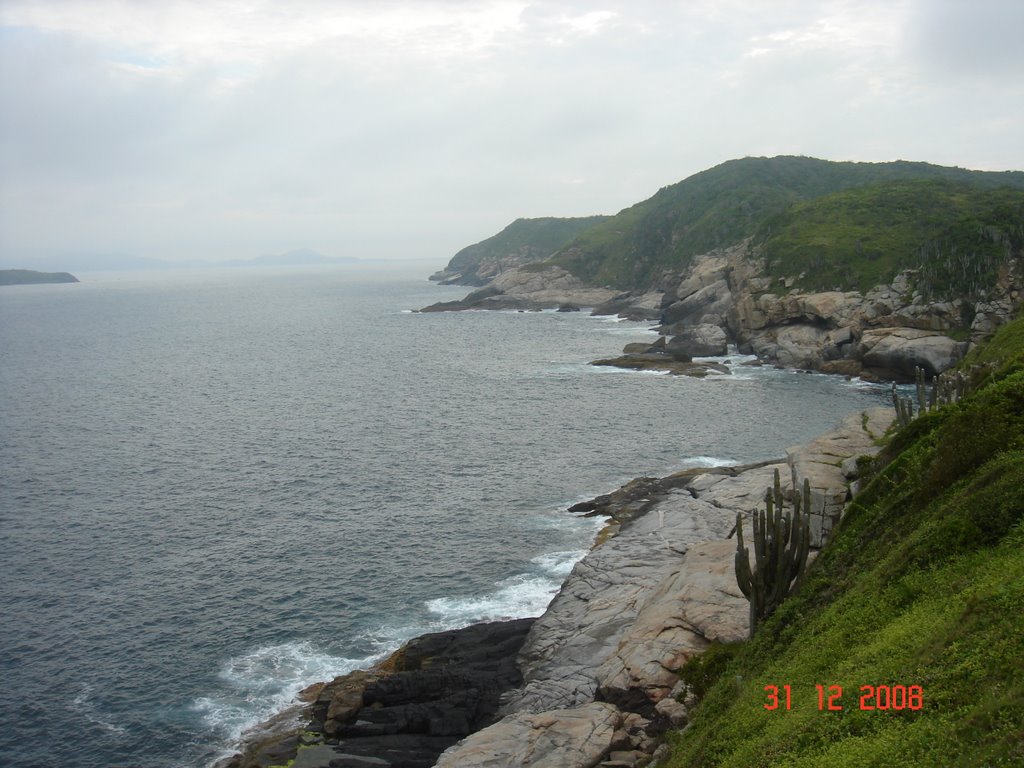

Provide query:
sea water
left=0, top=262, right=889, bottom=767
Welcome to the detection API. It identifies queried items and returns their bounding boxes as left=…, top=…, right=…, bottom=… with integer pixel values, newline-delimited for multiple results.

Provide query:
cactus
left=893, top=364, right=993, bottom=430
left=915, top=366, right=927, bottom=414
left=734, top=470, right=812, bottom=638
left=891, top=382, right=915, bottom=427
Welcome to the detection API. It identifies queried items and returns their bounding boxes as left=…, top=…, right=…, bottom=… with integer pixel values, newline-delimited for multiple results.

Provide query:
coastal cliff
left=421, top=157, right=1024, bottom=381
left=420, top=238, right=1021, bottom=382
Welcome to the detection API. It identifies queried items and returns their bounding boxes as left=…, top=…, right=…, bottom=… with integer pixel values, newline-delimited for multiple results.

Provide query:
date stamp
left=763, top=684, right=924, bottom=712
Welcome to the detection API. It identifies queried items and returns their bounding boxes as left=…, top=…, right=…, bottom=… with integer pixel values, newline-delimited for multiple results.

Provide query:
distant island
left=0, top=269, right=79, bottom=286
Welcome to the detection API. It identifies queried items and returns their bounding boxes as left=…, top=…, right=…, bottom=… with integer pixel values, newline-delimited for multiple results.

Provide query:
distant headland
left=0, top=269, right=79, bottom=286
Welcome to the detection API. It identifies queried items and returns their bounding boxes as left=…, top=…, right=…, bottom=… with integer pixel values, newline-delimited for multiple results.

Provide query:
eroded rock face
left=657, top=246, right=1020, bottom=378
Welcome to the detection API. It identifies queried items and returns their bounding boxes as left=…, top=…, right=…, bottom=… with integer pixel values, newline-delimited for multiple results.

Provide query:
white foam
left=193, top=641, right=374, bottom=742
left=425, top=573, right=561, bottom=625
left=71, top=684, right=128, bottom=738
left=530, top=549, right=587, bottom=577
left=680, top=455, right=736, bottom=469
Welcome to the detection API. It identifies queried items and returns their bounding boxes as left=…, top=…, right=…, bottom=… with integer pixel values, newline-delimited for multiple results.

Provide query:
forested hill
left=545, top=156, right=1024, bottom=290
left=429, top=215, right=609, bottom=286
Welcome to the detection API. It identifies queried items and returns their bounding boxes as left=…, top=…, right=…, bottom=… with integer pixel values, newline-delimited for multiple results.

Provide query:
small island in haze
left=0, top=269, right=79, bottom=286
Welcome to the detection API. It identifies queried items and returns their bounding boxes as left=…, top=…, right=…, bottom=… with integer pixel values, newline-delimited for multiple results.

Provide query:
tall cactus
left=734, top=470, right=812, bottom=638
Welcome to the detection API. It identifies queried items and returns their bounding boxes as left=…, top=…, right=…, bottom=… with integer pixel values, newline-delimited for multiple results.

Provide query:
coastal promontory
left=0, top=269, right=79, bottom=286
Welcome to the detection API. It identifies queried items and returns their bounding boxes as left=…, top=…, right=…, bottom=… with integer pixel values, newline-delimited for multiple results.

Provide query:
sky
left=1, top=0, right=1023, bottom=268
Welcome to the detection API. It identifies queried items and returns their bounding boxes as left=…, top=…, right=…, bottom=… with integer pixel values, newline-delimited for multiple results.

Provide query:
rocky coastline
left=219, top=392, right=894, bottom=767
left=417, top=238, right=1022, bottom=383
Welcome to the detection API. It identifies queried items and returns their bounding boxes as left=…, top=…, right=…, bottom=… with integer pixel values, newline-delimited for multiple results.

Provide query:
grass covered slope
left=666, top=317, right=1024, bottom=767
left=547, top=156, right=1024, bottom=290
left=757, top=181, right=1024, bottom=297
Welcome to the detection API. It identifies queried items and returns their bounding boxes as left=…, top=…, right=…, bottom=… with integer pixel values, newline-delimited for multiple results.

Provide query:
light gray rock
left=445, top=407, right=896, bottom=766
left=858, top=327, right=968, bottom=379
left=502, top=492, right=736, bottom=715
left=488, top=266, right=618, bottom=308
left=662, top=280, right=732, bottom=329
left=784, top=407, right=893, bottom=546
left=434, top=702, right=621, bottom=768
left=595, top=539, right=748, bottom=705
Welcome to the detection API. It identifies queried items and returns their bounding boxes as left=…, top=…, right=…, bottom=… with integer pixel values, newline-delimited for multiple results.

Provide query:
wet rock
left=222, top=620, right=535, bottom=768
left=589, top=355, right=730, bottom=377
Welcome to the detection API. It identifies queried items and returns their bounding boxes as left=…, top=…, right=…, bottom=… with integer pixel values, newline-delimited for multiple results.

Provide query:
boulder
left=858, top=327, right=968, bottom=380
left=661, top=279, right=733, bottom=329
left=593, top=291, right=665, bottom=321
left=665, top=324, right=728, bottom=358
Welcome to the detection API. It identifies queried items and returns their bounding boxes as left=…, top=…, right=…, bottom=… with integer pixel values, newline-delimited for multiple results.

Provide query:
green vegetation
left=544, top=156, right=1024, bottom=289
left=666, top=315, right=1024, bottom=766
left=735, top=470, right=811, bottom=638
left=440, top=216, right=609, bottom=285
left=0, top=269, right=79, bottom=285
left=758, top=180, right=1024, bottom=296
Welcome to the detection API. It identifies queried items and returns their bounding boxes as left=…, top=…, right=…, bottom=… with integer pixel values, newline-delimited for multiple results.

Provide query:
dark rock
left=225, top=619, right=535, bottom=768
left=417, top=285, right=505, bottom=312
left=557, top=303, right=581, bottom=312
left=665, top=324, right=728, bottom=358
left=622, top=342, right=654, bottom=355
left=590, top=355, right=729, bottom=377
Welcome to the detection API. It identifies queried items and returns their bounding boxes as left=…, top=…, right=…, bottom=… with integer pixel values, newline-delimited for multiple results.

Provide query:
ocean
left=0, top=262, right=890, bottom=767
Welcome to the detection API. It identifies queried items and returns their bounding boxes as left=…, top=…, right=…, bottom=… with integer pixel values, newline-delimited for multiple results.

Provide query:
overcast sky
left=1, top=0, right=1022, bottom=267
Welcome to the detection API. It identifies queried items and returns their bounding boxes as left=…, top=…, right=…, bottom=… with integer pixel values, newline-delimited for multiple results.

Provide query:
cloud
left=1, top=0, right=1022, bottom=266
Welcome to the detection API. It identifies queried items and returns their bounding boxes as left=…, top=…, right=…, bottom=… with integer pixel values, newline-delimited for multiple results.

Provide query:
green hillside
left=546, top=156, right=1024, bottom=289
left=664, top=315, right=1024, bottom=767
left=439, top=215, right=609, bottom=285
left=758, top=180, right=1024, bottom=297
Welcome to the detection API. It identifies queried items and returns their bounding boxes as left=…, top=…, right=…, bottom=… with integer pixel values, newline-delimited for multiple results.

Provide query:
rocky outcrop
left=591, top=291, right=665, bottom=321
left=857, top=327, right=969, bottom=379
left=650, top=243, right=1022, bottom=381
left=218, top=619, right=534, bottom=768
left=664, top=324, right=727, bottom=358
left=435, top=407, right=893, bottom=767
left=589, top=336, right=731, bottom=377
left=217, top=404, right=895, bottom=768
left=419, top=266, right=617, bottom=312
